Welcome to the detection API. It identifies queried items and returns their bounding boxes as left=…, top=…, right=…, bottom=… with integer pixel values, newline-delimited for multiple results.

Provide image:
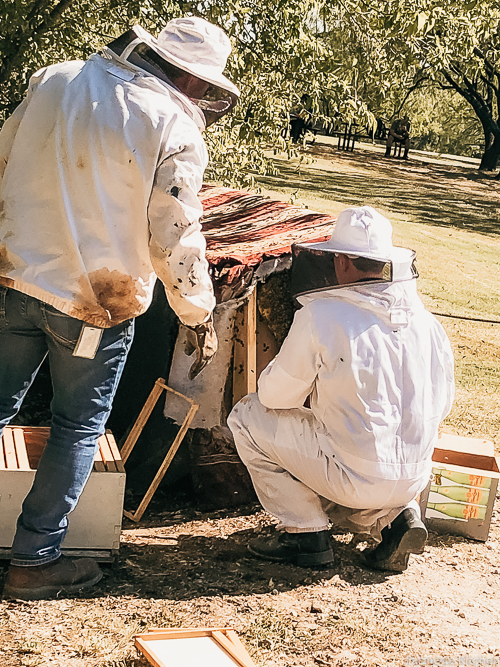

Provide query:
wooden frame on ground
left=134, top=628, right=256, bottom=667
left=120, top=378, right=198, bottom=522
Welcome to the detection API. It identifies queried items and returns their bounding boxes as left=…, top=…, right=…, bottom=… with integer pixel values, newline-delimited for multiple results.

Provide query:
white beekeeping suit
left=228, top=206, right=455, bottom=569
left=0, top=22, right=238, bottom=329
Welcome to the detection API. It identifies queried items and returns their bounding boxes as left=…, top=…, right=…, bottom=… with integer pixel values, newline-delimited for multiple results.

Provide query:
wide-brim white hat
left=148, top=17, right=240, bottom=97
left=297, top=206, right=416, bottom=281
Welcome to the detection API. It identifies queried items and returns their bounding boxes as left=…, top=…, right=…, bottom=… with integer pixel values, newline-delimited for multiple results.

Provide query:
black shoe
left=363, top=508, right=427, bottom=573
left=248, top=530, right=334, bottom=567
left=3, top=556, right=103, bottom=600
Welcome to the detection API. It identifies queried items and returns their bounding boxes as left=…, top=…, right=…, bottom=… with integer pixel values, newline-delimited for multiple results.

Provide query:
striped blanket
left=199, top=185, right=336, bottom=269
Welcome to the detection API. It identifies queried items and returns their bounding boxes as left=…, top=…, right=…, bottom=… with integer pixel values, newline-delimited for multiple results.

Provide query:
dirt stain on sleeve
left=0, top=243, right=16, bottom=274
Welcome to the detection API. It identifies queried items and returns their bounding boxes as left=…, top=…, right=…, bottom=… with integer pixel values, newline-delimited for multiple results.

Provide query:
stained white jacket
left=0, top=52, right=215, bottom=328
left=258, top=279, right=455, bottom=481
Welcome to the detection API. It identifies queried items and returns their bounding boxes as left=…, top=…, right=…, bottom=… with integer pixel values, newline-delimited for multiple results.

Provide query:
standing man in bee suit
left=0, top=16, right=239, bottom=600
left=228, top=207, right=454, bottom=571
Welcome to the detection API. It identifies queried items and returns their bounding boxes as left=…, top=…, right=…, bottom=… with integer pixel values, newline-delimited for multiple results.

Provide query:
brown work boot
left=3, top=556, right=103, bottom=600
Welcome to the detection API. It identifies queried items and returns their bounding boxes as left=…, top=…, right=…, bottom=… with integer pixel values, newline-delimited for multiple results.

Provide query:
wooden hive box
left=419, top=432, right=500, bottom=542
left=0, top=426, right=125, bottom=561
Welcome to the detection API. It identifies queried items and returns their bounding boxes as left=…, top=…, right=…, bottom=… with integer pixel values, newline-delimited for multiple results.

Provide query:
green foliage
left=193, top=0, right=373, bottom=184
left=0, top=0, right=374, bottom=186
left=404, top=86, right=483, bottom=157
left=0, top=0, right=150, bottom=115
left=318, top=2, right=421, bottom=123
left=2, top=0, right=499, bottom=180
left=335, top=0, right=500, bottom=166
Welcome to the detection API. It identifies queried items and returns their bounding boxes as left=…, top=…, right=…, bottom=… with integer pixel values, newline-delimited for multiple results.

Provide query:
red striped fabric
left=199, top=185, right=336, bottom=268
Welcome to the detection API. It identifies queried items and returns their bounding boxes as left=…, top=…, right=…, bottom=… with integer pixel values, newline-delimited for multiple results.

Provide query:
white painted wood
left=141, top=636, right=240, bottom=667
left=0, top=467, right=125, bottom=555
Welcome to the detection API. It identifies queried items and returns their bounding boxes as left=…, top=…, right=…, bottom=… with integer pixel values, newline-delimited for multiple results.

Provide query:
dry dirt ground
left=1, top=496, right=499, bottom=667
left=1, top=144, right=499, bottom=667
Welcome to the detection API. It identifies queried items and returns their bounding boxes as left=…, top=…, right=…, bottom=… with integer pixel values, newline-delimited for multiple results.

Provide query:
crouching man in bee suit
left=0, top=17, right=239, bottom=600
left=228, top=207, right=454, bottom=571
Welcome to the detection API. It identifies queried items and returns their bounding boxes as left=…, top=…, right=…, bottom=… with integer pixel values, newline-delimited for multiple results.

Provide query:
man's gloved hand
left=184, top=318, right=218, bottom=380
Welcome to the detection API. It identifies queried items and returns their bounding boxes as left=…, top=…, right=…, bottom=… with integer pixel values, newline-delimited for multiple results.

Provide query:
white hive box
left=0, top=426, right=125, bottom=562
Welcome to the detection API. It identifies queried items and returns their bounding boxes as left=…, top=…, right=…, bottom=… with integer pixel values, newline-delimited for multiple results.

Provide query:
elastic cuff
left=281, top=525, right=330, bottom=534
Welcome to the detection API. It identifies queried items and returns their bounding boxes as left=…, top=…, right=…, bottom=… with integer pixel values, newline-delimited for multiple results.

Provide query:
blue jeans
left=0, top=287, right=134, bottom=566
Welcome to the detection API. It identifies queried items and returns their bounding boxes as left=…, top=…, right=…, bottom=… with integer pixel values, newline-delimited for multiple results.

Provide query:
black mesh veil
left=105, top=28, right=238, bottom=126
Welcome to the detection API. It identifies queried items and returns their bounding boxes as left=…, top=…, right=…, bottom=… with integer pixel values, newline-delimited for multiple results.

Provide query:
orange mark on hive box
left=466, top=485, right=483, bottom=506
left=469, top=475, right=485, bottom=488
left=463, top=504, right=480, bottom=520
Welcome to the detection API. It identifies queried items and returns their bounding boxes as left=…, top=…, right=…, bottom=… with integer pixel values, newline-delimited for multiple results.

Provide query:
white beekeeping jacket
left=258, top=279, right=455, bottom=482
left=0, top=52, right=215, bottom=328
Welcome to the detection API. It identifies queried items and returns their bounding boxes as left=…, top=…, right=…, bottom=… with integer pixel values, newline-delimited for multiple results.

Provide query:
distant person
left=374, top=118, right=387, bottom=140
left=385, top=115, right=411, bottom=159
left=289, top=94, right=313, bottom=144
left=228, top=207, right=454, bottom=571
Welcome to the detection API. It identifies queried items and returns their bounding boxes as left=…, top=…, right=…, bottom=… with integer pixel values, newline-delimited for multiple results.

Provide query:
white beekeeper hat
left=291, top=206, right=417, bottom=296
left=315, top=206, right=407, bottom=260
left=154, top=17, right=239, bottom=97
left=302, top=206, right=416, bottom=278
left=105, top=19, right=239, bottom=127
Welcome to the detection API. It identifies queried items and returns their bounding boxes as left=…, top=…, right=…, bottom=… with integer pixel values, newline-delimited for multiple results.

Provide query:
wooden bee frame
left=120, top=378, right=198, bottom=522
left=134, top=628, right=256, bottom=667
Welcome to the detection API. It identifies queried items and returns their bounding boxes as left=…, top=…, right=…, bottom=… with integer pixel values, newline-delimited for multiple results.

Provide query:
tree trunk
left=480, top=142, right=500, bottom=170
left=440, top=67, right=500, bottom=171
left=479, top=133, right=500, bottom=171
left=479, top=118, right=500, bottom=171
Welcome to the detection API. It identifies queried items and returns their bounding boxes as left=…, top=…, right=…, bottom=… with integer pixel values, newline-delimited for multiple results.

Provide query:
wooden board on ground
left=135, top=628, right=256, bottom=667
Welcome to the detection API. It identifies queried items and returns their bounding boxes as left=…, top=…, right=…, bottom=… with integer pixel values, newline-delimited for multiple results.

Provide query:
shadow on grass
left=97, top=530, right=470, bottom=603
left=33, top=517, right=467, bottom=604
left=256, top=150, right=500, bottom=237
left=0, top=523, right=384, bottom=602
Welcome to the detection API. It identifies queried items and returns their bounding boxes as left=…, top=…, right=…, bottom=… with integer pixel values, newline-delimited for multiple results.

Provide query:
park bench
left=336, top=123, right=358, bottom=151
left=391, top=137, right=406, bottom=158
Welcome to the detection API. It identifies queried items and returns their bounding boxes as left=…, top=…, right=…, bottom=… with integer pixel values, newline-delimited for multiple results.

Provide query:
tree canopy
left=327, top=0, right=500, bottom=168
left=1, top=0, right=499, bottom=179
left=0, top=1, right=374, bottom=186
